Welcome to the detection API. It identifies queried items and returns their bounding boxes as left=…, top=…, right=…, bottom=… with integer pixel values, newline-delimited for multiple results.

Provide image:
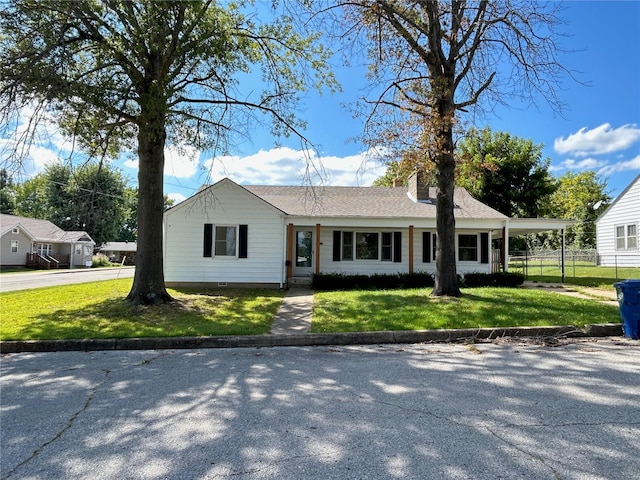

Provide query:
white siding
left=164, top=181, right=285, bottom=285
left=596, top=177, right=640, bottom=267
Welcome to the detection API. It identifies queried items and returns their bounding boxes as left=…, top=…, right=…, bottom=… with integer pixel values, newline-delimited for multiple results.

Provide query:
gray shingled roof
left=0, top=214, right=94, bottom=243
left=243, top=184, right=507, bottom=219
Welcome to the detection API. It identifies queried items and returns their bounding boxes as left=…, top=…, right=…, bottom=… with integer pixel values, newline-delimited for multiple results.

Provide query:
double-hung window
left=342, top=232, right=353, bottom=260
left=11, top=240, right=18, bottom=253
left=616, top=224, right=638, bottom=250
left=458, top=234, right=478, bottom=262
left=627, top=224, right=637, bottom=250
left=204, top=224, right=248, bottom=258
left=215, top=226, right=237, bottom=256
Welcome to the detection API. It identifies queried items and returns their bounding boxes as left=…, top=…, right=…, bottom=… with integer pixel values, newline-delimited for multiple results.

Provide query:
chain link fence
left=508, top=249, right=639, bottom=281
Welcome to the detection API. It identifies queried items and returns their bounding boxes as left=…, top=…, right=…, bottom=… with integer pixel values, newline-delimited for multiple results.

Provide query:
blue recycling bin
left=614, top=280, right=640, bottom=340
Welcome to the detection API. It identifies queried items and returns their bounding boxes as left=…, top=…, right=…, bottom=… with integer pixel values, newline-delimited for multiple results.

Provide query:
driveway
left=1, top=339, right=639, bottom=479
left=0, top=267, right=135, bottom=292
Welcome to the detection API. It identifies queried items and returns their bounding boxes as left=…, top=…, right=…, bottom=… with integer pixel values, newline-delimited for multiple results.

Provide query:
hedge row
left=311, top=271, right=524, bottom=291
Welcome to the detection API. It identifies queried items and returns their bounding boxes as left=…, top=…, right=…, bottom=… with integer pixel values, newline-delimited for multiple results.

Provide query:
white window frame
left=75, top=245, right=82, bottom=255
left=381, top=232, right=393, bottom=261
left=458, top=234, right=479, bottom=262
left=355, top=232, right=379, bottom=260
left=36, top=243, right=52, bottom=256
left=627, top=224, right=637, bottom=250
left=342, top=231, right=353, bottom=261
left=615, top=224, right=638, bottom=251
left=11, top=240, right=18, bottom=253
left=214, top=225, right=238, bottom=257
left=12, top=227, right=19, bottom=234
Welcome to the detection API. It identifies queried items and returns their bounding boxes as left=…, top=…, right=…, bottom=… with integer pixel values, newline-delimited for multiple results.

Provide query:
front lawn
left=0, top=280, right=622, bottom=341
left=0, top=279, right=285, bottom=340
left=312, top=287, right=620, bottom=333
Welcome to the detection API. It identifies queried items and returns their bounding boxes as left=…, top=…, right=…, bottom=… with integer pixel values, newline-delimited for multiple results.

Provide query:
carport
left=495, top=218, right=575, bottom=281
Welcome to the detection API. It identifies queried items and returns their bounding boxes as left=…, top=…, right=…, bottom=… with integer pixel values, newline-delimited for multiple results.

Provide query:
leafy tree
left=115, top=188, right=175, bottom=242
left=12, top=162, right=127, bottom=246
left=456, top=127, right=557, bottom=218
left=1, top=1, right=335, bottom=304
left=64, top=163, right=128, bottom=246
left=543, top=171, right=611, bottom=249
left=338, top=1, right=569, bottom=296
left=12, top=174, right=50, bottom=219
left=0, top=169, right=16, bottom=213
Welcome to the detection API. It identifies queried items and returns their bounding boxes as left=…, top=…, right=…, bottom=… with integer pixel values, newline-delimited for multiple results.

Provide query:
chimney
left=408, top=171, right=430, bottom=202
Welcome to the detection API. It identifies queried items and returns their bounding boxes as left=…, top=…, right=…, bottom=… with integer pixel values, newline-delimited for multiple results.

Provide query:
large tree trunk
left=431, top=108, right=461, bottom=297
left=126, top=118, right=172, bottom=305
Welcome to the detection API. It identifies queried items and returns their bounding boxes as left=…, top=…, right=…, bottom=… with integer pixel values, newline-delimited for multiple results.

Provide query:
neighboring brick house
left=99, top=241, right=137, bottom=265
left=0, top=214, right=95, bottom=269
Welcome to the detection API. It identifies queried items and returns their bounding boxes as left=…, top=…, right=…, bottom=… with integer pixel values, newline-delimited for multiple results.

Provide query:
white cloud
left=558, top=157, right=609, bottom=170
left=164, top=144, right=200, bottom=178
left=202, top=146, right=387, bottom=187
left=124, top=144, right=200, bottom=179
left=554, top=123, right=640, bottom=156
left=598, top=154, right=640, bottom=176
left=167, top=192, right=187, bottom=205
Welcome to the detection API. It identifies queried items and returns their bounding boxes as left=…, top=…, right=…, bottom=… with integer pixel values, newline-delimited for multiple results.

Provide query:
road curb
left=0, top=324, right=624, bottom=354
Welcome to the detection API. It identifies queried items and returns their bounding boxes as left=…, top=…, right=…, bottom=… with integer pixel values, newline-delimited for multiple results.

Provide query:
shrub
left=92, top=253, right=113, bottom=268
left=462, top=272, right=524, bottom=288
left=312, top=271, right=435, bottom=291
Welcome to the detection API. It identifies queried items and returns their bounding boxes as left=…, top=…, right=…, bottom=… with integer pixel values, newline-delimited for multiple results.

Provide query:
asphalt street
left=1, top=339, right=639, bottom=480
left=0, top=267, right=135, bottom=292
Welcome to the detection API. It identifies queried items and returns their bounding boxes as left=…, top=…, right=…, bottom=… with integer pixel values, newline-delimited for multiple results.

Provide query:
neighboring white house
left=163, top=175, right=573, bottom=288
left=596, top=174, right=640, bottom=267
left=0, top=214, right=95, bottom=269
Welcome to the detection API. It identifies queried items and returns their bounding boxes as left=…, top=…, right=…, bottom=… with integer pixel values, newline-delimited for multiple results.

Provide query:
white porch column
left=504, top=221, right=510, bottom=272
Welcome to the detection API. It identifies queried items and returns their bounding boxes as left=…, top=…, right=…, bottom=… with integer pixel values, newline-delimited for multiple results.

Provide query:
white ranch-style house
left=163, top=174, right=572, bottom=288
left=596, top=174, right=640, bottom=267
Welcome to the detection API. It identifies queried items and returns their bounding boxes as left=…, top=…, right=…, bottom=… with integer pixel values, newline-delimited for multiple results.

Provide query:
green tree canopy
left=0, top=169, right=16, bottom=214
left=338, top=1, right=568, bottom=296
left=1, top=1, right=336, bottom=304
left=13, top=162, right=128, bottom=246
left=456, top=127, right=557, bottom=218
left=543, top=171, right=611, bottom=249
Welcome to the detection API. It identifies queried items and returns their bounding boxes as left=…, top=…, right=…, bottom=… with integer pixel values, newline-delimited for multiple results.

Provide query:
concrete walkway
left=270, top=287, right=314, bottom=335
left=522, top=281, right=619, bottom=306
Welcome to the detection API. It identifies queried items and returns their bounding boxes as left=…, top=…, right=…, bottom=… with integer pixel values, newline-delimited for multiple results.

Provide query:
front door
left=293, top=230, right=313, bottom=276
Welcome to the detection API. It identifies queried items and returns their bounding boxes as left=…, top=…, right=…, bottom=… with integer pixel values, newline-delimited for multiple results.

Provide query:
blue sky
left=3, top=1, right=639, bottom=206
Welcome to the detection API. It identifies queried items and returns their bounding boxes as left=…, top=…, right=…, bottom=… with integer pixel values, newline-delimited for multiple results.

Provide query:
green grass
left=0, top=279, right=285, bottom=341
left=312, top=287, right=620, bottom=333
left=510, top=263, right=640, bottom=288
left=0, top=278, right=623, bottom=341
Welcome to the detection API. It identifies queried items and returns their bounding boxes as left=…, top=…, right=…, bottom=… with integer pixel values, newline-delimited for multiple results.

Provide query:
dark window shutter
left=393, top=231, right=402, bottom=262
left=481, top=232, right=489, bottom=264
left=333, top=231, right=341, bottom=261
left=422, top=232, right=430, bottom=263
left=203, top=224, right=213, bottom=257
left=239, top=224, right=248, bottom=258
